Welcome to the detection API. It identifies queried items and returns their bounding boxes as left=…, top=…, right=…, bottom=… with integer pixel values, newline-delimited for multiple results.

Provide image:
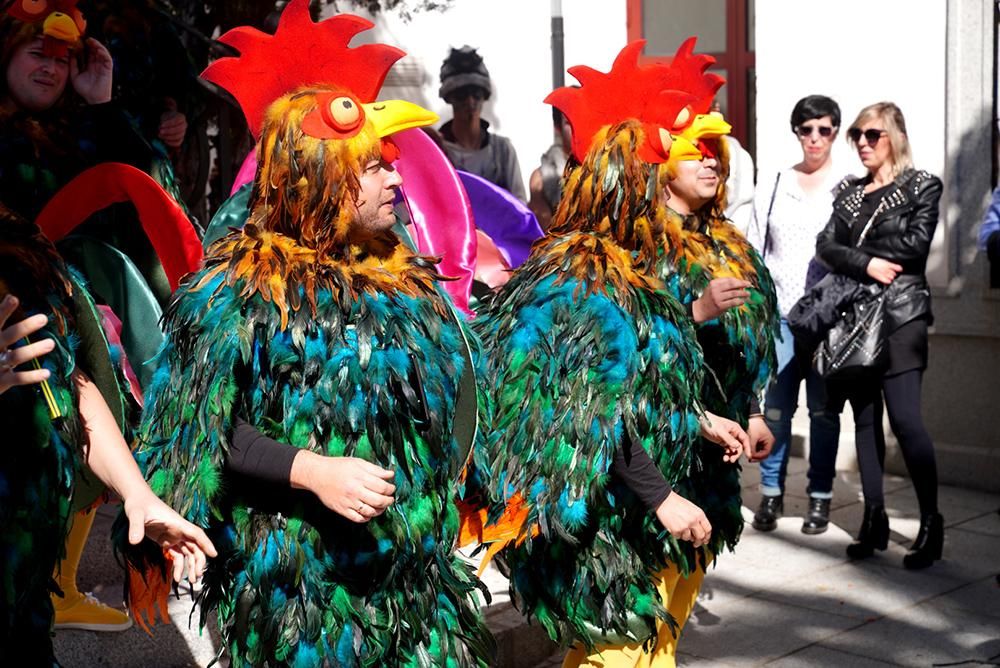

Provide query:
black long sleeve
left=226, top=418, right=298, bottom=485
left=611, top=438, right=672, bottom=512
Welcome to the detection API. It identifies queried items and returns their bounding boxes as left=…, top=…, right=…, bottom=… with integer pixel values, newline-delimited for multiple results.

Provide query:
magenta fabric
left=97, top=305, right=144, bottom=407
left=394, top=128, right=476, bottom=316
left=456, top=170, right=543, bottom=268
left=231, top=149, right=258, bottom=196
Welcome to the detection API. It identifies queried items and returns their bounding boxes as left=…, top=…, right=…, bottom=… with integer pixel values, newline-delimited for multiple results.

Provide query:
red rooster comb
left=5, top=0, right=86, bottom=57
left=545, top=40, right=695, bottom=164
left=201, top=0, right=405, bottom=139
left=655, top=37, right=725, bottom=118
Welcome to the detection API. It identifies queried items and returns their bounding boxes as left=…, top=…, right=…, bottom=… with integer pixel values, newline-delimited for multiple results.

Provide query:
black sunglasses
left=847, top=128, right=887, bottom=145
left=795, top=124, right=835, bottom=138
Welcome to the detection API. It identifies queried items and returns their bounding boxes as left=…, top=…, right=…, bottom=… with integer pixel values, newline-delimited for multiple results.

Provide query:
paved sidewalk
left=535, top=459, right=1000, bottom=667
left=54, top=456, right=1000, bottom=667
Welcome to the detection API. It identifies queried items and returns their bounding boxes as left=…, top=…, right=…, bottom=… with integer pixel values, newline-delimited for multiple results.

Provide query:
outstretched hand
left=70, top=38, right=113, bottom=105
left=699, top=411, right=751, bottom=463
left=124, top=490, right=217, bottom=584
left=655, top=492, right=712, bottom=548
left=0, top=295, right=55, bottom=395
left=746, top=416, right=775, bottom=462
left=291, top=451, right=396, bottom=524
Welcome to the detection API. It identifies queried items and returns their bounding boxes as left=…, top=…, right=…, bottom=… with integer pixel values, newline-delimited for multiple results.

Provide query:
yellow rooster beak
left=667, top=136, right=705, bottom=163
left=678, top=113, right=733, bottom=144
left=363, top=100, right=439, bottom=139
left=42, top=13, right=81, bottom=44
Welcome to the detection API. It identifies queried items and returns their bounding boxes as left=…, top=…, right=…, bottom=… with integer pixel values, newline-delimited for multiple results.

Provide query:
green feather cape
left=119, top=226, right=493, bottom=667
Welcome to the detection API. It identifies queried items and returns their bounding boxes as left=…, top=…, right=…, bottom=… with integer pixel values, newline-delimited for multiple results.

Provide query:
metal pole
left=551, top=0, right=565, bottom=89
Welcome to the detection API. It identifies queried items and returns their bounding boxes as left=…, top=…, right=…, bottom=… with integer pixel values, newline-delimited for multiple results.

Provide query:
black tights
left=848, top=369, right=938, bottom=516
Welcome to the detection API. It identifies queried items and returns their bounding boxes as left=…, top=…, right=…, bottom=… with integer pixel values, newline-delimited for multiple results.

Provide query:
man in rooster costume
left=466, top=41, right=753, bottom=668
left=118, top=3, right=494, bottom=666
left=638, top=38, right=779, bottom=665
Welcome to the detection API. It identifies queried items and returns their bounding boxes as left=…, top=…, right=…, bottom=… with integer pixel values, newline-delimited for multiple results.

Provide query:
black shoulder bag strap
left=761, top=171, right=782, bottom=260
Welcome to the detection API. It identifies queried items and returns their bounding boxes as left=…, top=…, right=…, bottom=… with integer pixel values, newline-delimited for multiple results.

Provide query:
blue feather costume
left=468, top=122, right=707, bottom=650
left=656, top=203, right=779, bottom=565
left=121, top=226, right=493, bottom=667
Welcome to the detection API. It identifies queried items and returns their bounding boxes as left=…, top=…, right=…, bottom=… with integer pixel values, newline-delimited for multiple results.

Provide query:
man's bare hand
left=699, top=411, right=750, bottom=463
left=747, top=416, right=776, bottom=462
left=291, top=451, right=396, bottom=523
left=692, top=277, right=751, bottom=323
left=655, top=492, right=712, bottom=548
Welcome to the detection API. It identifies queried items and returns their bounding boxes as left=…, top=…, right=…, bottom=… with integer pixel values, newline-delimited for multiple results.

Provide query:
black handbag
left=788, top=196, right=891, bottom=379
left=812, top=283, right=888, bottom=379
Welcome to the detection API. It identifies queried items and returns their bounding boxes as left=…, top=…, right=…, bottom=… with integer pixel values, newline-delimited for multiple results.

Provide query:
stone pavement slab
left=680, top=595, right=861, bottom=664
left=755, top=560, right=969, bottom=620
left=765, top=645, right=900, bottom=667
left=816, top=587, right=1000, bottom=667
left=535, top=461, right=1000, bottom=667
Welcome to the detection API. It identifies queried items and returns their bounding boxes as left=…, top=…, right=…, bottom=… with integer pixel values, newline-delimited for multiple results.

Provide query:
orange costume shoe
left=51, top=508, right=132, bottom=632
left=53, top=591, right=132, bottom=632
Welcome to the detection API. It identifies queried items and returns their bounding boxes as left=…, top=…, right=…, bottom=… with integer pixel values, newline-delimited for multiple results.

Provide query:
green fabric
left=58, top=237, right=165, bottom=391
left=202, top=183, right=252, bottom=250
left=66, top=272, right=130, bottom=512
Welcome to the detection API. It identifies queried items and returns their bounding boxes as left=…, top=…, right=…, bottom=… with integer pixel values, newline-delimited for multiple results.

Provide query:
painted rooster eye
left=325, top=96, right=362, bottom=132
left=672, top=106, right=691, bottom=130
left=19, top=0, right=49, bottom=17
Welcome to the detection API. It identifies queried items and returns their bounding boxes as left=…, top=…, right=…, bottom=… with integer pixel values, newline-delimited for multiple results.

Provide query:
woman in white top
left=745, top=95, right=844, bottom=535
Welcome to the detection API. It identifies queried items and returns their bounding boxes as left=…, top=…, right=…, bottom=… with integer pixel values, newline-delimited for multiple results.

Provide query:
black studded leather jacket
left=816, top=168, right=942, bottom=329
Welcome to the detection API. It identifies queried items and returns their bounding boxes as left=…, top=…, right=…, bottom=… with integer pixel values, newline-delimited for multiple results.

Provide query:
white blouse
left=744, top=167, right=847, bottom=317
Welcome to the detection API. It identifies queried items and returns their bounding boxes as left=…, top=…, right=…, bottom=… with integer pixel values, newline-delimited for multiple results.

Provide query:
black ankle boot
left=752, top=495, right=783, bottom=532
left=802, top=497, right=831, bottom=535
left=846, top=504, right=889, bottom=559
left=903, top=513, right=944, bottom=570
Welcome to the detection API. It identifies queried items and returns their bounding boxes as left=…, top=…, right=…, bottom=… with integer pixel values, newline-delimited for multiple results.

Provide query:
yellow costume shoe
left=52, top=591, right=133, bottom=632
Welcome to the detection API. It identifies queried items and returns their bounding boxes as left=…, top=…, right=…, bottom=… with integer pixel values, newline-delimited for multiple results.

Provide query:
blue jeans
left=758, top=321, right=841, bottom=498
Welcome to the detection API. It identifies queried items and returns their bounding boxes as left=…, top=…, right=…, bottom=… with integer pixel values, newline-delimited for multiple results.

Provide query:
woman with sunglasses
left=816, top=101, right=943, bottom=569
left=747, top=95, right=845, bottom=537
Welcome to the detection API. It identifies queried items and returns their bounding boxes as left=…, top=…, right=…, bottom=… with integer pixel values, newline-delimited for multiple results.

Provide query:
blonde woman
left=816, top=102, right=943, bottom=569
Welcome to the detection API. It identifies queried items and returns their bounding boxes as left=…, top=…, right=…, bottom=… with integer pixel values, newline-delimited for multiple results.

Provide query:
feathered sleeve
left=134, top=271, right=249, bottom=525
left=476, top=275, right=640, bottom=544
left=114, top=269, right=249, bottom=631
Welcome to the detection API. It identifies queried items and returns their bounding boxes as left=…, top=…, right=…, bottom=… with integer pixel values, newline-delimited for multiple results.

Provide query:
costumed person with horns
left=117, top=3, right=495, bottom=666
left=463, top=41, right=752, bottom=668
left=649, top=38, right=779, bottom=663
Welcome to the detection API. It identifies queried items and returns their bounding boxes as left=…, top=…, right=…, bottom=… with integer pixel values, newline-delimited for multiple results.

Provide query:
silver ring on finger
left=0, top=349, right=11, bottom=372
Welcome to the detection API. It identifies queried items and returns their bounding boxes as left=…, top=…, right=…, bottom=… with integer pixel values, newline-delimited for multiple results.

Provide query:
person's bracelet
left=747, top=413, right=764, bottom=420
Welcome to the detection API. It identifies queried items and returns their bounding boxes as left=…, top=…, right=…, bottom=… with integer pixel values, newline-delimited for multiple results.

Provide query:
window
left=627, top=0, right=756, bottom=159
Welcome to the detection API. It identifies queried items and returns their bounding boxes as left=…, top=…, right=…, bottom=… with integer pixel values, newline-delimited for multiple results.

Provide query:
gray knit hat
left=438, top=45, right=492, bottom=101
